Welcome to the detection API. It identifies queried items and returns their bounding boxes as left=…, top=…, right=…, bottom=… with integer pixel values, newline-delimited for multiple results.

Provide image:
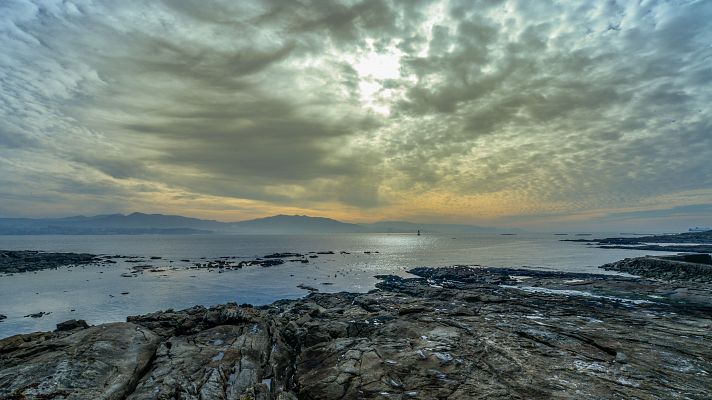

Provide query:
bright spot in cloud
left=352, top=49, right=402, bottom=114
left=353, top=52, right=401, bottom=80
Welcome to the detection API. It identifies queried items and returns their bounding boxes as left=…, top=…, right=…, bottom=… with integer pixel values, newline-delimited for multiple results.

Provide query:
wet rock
left=264, top=252, right=304, bottom=259
left=0, top=314, right=5, bottom=322
left=601, top=255, right=712, bottom=282
left=564, top=231, right=712, bottom=253
left=258, top=259, right=286, bottom=267
left=55, top=319, right=90, bottom=332
left=234, top=259, right=286, bottom=268
left=0, top=250, right=100, bottom=274
left=297, top=284, right=319, bottom=292
left=23, top=311, right=51, bottom=318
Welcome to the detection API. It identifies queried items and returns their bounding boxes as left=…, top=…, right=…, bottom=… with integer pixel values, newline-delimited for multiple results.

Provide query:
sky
left=0, top=0, right=711, bottom=231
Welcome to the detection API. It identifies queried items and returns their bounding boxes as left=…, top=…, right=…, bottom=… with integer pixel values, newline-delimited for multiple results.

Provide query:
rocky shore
left=0, top=249, right=381, bottom=276
left=1, top=265, right=710, bottom=399
left=0, top=250, right=101, bottom=274
left=598, top=244, right=712, bottom=253
left=564, top=230, right=712, bottom=245
left=601, top=254, right=712, bottom=283
left=562, top=230, right=712, bottom=253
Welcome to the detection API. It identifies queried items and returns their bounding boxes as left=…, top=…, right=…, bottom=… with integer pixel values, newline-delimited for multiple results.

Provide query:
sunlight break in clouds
left=0, top=0, right=711, bottom=230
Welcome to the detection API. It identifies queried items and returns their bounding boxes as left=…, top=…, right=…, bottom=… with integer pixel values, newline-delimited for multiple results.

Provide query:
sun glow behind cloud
left=343, top=38, right=407, bottom=116
left=0, top=0, right=711, bottom=230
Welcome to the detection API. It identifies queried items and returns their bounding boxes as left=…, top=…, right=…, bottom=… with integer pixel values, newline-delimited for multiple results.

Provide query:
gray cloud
left=0, top=0, right=711, bottom=228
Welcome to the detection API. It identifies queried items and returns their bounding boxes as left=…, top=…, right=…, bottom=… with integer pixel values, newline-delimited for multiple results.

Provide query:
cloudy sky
left=1, top=0, right=711, bottom=230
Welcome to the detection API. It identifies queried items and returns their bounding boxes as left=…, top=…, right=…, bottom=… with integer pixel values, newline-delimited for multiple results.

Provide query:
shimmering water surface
left=0, top=233, right=672, bottom=337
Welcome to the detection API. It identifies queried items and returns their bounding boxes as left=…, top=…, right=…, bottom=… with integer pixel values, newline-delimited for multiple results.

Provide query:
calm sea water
left=0, top=233, right=671, bottom=337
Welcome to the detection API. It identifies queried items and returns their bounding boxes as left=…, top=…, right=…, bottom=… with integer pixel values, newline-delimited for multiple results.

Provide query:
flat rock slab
left=0, top=323, right=160, bottom=399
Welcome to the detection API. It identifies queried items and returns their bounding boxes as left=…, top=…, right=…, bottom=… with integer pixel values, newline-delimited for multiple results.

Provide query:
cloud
left=605, top=203, right=712, bottom=221
left=0, top=0, right=710, bottom=228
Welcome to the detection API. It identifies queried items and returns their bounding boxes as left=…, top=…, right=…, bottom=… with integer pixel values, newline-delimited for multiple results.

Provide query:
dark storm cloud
left=1, top=0, right=711, bottom=227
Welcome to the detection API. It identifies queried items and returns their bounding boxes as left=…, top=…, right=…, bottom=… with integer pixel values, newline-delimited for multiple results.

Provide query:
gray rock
left=0, top=250, right=99, bottom=273
left=601, top=255, right=712, bottom=282
left=0, top=323, right=160, bottom=399
left=55, top=319, right=89, bottom=332
left=23, top=311, right=51, bottom=318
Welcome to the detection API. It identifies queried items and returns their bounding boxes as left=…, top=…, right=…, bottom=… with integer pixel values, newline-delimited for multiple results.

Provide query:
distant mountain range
left=0, top=212, right=517, bottom=235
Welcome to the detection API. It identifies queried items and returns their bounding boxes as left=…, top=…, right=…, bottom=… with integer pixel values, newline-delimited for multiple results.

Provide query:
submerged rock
left=297, top=283, right=319, bottom=292
left=23, top=311, right=51, bottom=318
left=264, top=252, right=304, bottom=259
left=1, top=267, right=711, bottom=399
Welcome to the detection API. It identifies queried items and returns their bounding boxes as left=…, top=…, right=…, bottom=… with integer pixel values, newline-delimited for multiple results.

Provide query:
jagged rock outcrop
left=1, top=267, right=711, bottom=399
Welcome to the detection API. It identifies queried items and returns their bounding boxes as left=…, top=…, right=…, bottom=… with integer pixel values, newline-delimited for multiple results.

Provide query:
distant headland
left=0, top=212, right=517, bottom=235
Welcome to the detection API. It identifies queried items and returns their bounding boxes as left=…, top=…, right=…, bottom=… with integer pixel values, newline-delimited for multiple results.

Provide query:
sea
left=0, top=232, right=674, bottom=338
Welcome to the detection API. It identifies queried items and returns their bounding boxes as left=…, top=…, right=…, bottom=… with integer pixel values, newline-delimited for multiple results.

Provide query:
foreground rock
left=0, top=323, right=160, bottom=399
left=1, top=267, right=711, bottom=399
left=0, top=250, right=100, bottom=274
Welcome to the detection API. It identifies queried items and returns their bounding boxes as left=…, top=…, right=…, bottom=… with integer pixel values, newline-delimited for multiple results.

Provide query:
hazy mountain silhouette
left=229, top=214, right=364, bottom=234
left=0, top=212, right=220, bottom=235
left=0, top=213, right=511, bottom=235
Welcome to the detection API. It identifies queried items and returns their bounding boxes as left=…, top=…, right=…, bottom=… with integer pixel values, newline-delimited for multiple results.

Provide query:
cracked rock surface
left=1, top=267, right=711, bottom=399
left=0, top=323, right=159, bottom=399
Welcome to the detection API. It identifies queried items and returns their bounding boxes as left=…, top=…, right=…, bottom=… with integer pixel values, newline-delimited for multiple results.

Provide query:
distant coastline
left=0, top=212, right=517, bottom=235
